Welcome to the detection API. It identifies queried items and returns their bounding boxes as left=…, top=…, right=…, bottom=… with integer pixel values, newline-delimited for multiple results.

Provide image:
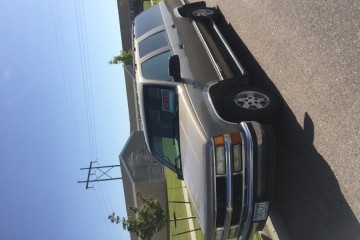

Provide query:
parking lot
left=191, top=0, right=360, bottom=239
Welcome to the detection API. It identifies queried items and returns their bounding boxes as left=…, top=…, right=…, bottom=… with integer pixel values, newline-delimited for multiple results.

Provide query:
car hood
left=178, top=87, right=214, bottom=233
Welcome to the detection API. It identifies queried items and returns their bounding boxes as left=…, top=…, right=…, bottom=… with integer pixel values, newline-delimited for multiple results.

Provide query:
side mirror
left=169, top=55, right=181, bottom=82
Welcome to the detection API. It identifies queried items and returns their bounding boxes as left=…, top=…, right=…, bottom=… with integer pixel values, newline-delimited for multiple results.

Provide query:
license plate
left=253, top=202, right=269, bottom=221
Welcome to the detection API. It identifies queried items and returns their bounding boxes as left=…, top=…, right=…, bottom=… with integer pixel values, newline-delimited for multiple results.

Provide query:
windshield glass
left=143, top=85, right=182, bottom=174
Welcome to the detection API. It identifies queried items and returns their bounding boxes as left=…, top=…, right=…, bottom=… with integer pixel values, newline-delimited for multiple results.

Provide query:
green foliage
left=251, top=232, right=262, bottom=240
left=109, top=194, right=165, bottom=240
left=109, top=50, right=133, bottom=67
left=143, top=0, right=162, bottom=10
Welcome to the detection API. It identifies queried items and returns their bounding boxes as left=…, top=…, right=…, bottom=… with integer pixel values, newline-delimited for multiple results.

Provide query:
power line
left=79, top=0, right=99, bottom=159
left=50, top=1, right=123, bottom=239
left=73, top=0, right=99, bottom=164
left=94, top=189, right=117, bottom=240
left=74, top=0, right=93, bottom=160
left=50, top=0, right=82, bottom=167
left=72, top=2, right=125, bottom=239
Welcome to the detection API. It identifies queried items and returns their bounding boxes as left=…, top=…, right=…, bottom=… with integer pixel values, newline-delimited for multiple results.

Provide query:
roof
left=120, top=131, right=165, bottom=183
left=117, top=0, right=144, bottom=132
left=119, top=131, right=168, bottom=240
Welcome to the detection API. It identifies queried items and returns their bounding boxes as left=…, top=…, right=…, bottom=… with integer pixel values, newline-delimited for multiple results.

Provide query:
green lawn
left=165, top=167, right=263, bottom=240
left=143, top=0, right=162, bottom=10
left=252, top=232, right=262, bottom=240
left=165, top=168, right=204, bottom=240
left=190, top=203, right=204, bottom=240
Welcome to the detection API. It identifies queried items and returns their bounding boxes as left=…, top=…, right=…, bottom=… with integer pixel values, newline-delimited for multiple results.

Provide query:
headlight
left=215, top=229, right=224, bottom=240
left=233, top=144, right=241, bottom=172
left=215, top=146, right=226, bottom=175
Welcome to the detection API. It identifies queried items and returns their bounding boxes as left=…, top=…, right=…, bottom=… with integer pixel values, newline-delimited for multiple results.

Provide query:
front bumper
left=210, top=121, right=273, bottom=240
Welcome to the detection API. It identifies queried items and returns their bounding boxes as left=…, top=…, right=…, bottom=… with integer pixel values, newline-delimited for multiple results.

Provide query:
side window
left=143, top=85, right=181, bottom=172
left=141, top=51, right=171, bottom=81
left=134, top=5, right=163, bottom=38
left=139, top=31, right=168, bottom=58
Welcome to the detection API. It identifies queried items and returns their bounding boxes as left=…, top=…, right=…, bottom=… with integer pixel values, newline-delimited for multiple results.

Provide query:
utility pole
left=170, top=212, right=197, bottom=228
left=78, top=161, right=122, bottom=189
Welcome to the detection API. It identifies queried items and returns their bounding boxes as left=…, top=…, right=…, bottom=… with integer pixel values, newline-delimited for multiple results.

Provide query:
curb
left=260, top=215, right=279, bottom=240
left=260, top=207, right=291, bottom=240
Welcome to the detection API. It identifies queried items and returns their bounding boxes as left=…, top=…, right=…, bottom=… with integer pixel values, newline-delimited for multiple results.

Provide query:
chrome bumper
left=212, top=121, right=263, bottom=240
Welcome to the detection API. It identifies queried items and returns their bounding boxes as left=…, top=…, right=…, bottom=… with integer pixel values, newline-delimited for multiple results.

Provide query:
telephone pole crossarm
left=77, top=177, right=123, bottom=184
left=77, top=162, right=122, bottom=189
left=95, top=166, right=115, bottom=181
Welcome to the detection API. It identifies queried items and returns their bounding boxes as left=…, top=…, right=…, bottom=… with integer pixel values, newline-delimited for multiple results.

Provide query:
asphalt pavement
left=190, top=0, right=360, bottom=239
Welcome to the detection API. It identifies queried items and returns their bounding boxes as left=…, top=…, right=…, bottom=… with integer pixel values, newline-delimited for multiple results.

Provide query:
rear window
left=141, top=51, right=171, bottom=81
left=134, top=4, right=163, bottom=38
left=139, top=31, right=168, bottom=58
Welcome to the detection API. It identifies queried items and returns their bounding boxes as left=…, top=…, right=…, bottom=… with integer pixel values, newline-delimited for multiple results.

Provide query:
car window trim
left=137, top=25, right=166, bottom=43
left=139, top=46, right=171, bottom=63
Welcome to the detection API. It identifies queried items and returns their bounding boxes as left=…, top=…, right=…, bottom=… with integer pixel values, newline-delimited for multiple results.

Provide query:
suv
left=133, top=1, right=280, bottom=239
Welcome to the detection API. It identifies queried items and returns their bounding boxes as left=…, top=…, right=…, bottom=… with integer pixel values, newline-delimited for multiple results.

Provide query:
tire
left=221, top=86, right=281, bottom=123
left=185, top=7, right=218, bottom=20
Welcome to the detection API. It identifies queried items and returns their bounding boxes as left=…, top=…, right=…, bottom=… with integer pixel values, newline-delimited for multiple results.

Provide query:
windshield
left=143, top=84, right=182, bottom=174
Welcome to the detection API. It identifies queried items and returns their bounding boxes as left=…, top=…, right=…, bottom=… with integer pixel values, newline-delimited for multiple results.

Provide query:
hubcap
left=234, top=91, right=270, bottom=109
left=193, top=9, right=214, bottom=17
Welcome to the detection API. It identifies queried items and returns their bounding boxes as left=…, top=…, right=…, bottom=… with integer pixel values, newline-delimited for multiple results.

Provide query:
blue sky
left=0, top=0, right=130, bottom=239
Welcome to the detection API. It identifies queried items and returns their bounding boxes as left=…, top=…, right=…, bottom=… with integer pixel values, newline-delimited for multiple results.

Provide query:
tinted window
left=143, top=85, right=181, bottom=174
left=139, top=31, right=168, bottom=58
left=135, top=5, right=163, bottom=37
left=141, top=51, right=171, bottom=80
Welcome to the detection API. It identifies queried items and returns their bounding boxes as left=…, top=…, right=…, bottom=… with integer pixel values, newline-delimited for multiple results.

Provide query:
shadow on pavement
left=215, top=9, right=360, bottom=240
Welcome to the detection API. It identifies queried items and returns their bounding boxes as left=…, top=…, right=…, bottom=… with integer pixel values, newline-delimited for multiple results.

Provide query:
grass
left=143, top=0, right=162, bottom=10
left=165, top=167, right=204, bottom=240
left=165, top=167, right=263, bottom=240
left=190, top=203, right=204, bottom=240
left=251, top=232, right=262, bottom=240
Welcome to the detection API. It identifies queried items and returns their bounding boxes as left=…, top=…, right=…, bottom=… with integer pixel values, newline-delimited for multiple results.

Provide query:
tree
left=109, top=50, right=133, bottom=67
left=109, top=194, right=166, bottom=240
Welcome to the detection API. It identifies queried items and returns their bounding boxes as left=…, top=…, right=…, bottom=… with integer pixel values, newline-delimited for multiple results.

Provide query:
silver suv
left=133, top=1, right=280, bottom=239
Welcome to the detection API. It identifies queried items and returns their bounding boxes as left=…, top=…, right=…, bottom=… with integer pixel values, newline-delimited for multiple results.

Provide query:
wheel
left=221, top=86, right=281, bottom=123
left=185, top=7, right=218, bottom=20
